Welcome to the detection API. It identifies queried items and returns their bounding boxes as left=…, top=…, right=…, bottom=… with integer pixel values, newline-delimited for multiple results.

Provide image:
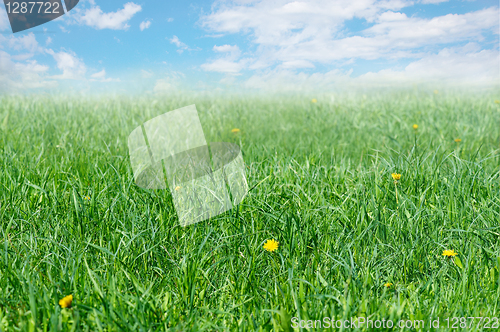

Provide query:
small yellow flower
left=84, top=196, right=90, bottom=200
left=494, top=100, right=500, bottom=104
left=454, top=138, right=461, bottom=143
left=311, top=98, right=317, bottom=103
left=412, top=124, right=418, bottom=130
left=391, top=173, right=401, bottom=181
left=434, top=90, right=439, bottom=94
left=442, top=249, right=458, bottom=257
left=174, top=186, right=181, bottom=191
left=263, top=239, right=279, bottom=252
left=59, top=294, right=73, bottom=308
left=384, top=282, right=393, bottom=288
left=231, top=128, right=240, bottom=133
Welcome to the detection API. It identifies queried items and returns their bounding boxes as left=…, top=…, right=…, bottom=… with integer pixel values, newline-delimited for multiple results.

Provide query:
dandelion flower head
left=59, top=294, right=73, bottom=308
left=384, top=282, right=393, bottom=288
left=442, top=249, right=458, bottom=257
left=263, top=239, right=279, bottom=252
left=412, top=124, right=418, bottom=130
left=231, top=128, right=240, bottom=133
left=391, top=173, right=401, bottom=181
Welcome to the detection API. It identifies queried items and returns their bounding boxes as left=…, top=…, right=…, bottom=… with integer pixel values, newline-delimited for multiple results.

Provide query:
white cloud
left=4, top=33, right=43, bottom=54
left=202, top=44, right=249, bottom=73
left=213, top=44, right=240, bottom=53
left=170, top=35, right=187, bottom=49
left=0, top=33, right=46, bottom=68
left=46, top=37, right=53, bottom=46
left=0, top=51, right=57, bottom=91
left=378, top=45, right=499, bottom=87
left=201, top=58, right=250, bottom=73
left=90, top=69, right=120, bottom=82
left=364, top=8, right=499, bottom=47
left=47, top=49, right=87, bottom=79
left=167, top=18, right=174, bottom=22
left=419, top=0, right=449, bottom=4
left=0, top=28, right=120, bottom=91
left=76, top=2, right=142, bottom=30
left=0, top=33, right=58, bottom=91
left=240, top=46, right=499, bottom=91
left=201, top=0, right=412, bottom=39
left=90, top=69, right=106, bottom=79
left=213, top=44, right=241, bottom=58
left=200, top=1, right=499, bottom=70
left=280, top=60, right=315, bottom=69
left=140, top=20, right=151, bottom=31
left=168, top=35, right=202, bottom=54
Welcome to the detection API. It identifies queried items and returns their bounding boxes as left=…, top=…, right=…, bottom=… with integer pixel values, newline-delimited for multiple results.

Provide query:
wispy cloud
left=201, top=44, right=250, bottom=73
left=140, top=20, right=151, bottom=31
left=75, top=2, right=142, bottom=30
left=4, top=33, right=44, bottom=54
left=169, top=35, right=186, bottom=48
left=419, top=0, right=449, bottom=4
left=169, top=35, right=201, bottom=54
left=90, top=69, right=120, bottom=82
left=46, top=49, right=87, bottom=80
left=240, top=44, right=499, bottom=91
left=0, top=51, right=56, bottom=91
left=213, top=44, right=241, bottom=57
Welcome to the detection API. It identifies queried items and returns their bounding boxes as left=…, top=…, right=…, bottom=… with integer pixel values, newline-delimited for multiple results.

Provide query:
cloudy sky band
left=0, top=0, right=498, bottom=93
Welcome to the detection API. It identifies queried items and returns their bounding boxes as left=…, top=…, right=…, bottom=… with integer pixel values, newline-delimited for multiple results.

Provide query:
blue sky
left=0, top=0, right=498, bottom=93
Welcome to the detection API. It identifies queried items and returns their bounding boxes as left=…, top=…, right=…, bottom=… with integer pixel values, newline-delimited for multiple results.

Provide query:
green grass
left=0, top=91, right=499, bottom=331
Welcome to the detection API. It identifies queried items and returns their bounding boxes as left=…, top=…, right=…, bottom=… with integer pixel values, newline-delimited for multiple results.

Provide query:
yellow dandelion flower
left=174, top=186, right=181, bottom=191
left=442, top=249, right=458, bottom=257
left=311, top=98, right=317, bottom=103
left=454, top=138, right=461, bottom=143
left=391, top=173, right=401, bottom=181
left=263, top=239, right=279, bottom=252
left=494, top=100, right=500, bottom=104
left=384, top=282, right=393, bottom=288
left=412, top=124, right=418, bottom=130
left=59, top=294, right=73, bottom=308
left=231, top=128, right=240, bottom=133
left=434, top=90, right=439, bottom=94
left=84, top=196, right=91, bottom=200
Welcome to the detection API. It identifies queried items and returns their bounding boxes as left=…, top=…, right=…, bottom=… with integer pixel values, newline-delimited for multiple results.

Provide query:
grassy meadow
left=0, top=90, right=499, bottom=331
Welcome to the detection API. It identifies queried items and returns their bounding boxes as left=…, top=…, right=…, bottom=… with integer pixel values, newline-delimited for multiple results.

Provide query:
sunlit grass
left=0, top=91, right=499, bottom=330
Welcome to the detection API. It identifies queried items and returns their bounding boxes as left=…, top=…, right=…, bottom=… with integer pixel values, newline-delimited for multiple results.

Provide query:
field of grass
left=0, top=91, right=499, bottom=331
